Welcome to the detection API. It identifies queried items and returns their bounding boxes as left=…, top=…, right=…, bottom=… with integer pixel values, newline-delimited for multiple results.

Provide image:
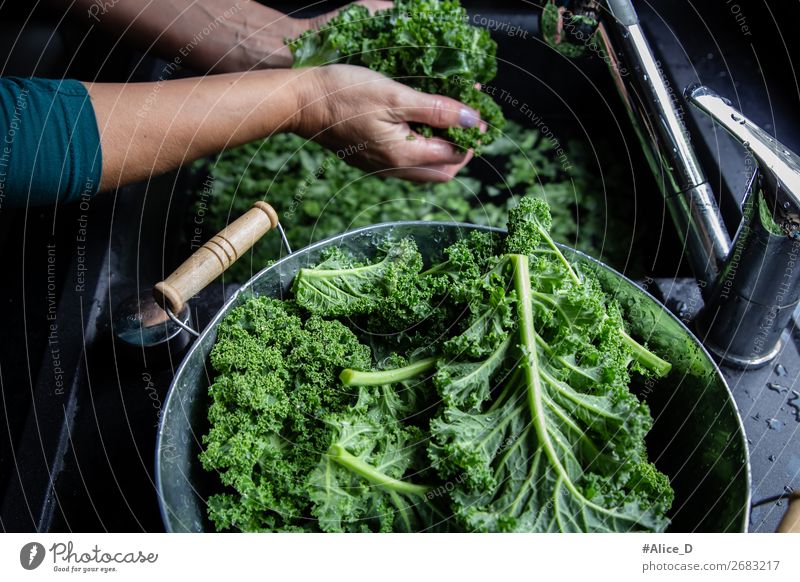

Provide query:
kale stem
left=619, top=329, right=672, bottom=377
left=340, top=357, right=438, bottom=386
left=536, top=225, right=581, bottom=284
left=510, top=253, right=583, bottom=499
left=328, top=444, right=431, bottom=496
left=510, top=255, right=553, bottom=462
left=420, top=260, right=450, bottom=276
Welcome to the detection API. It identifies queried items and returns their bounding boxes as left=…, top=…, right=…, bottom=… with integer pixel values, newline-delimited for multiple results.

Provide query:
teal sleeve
left=0, top=77, right=102, bottom=209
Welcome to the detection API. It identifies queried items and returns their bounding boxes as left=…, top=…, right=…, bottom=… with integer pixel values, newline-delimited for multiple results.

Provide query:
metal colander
left=154, top=221, right=750, bottom=533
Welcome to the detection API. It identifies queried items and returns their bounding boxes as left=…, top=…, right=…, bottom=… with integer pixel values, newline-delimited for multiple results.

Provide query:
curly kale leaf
left=200, top=296, right=372, bottom=532
left=318, top=358, right=451, bottom=532
left=423, top=198, right=673, bottom=532
left=309, top=412, right=449, bottom=532
left=510, top=197, right=672, bottom=376
left=429, top=252, right=672, bottom=532
left=292, top=232, right=505, bottom=350
left=288, top=3, right=369, bottom=67
left=287, top=0, right=505, bottom=151
left=292, top=238, right=423, bottom=318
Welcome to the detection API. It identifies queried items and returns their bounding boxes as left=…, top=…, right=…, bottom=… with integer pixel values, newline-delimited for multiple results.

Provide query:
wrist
left=286, top=67, right=326, bottom=138
left=240, top=69, right=308, bottom=136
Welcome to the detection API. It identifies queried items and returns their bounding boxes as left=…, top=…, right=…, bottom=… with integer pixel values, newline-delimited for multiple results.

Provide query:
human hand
left=291, top=65, right=482, bottom=182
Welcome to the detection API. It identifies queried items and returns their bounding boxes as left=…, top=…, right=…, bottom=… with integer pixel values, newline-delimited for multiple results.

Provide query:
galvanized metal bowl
left=155, top=222, right=751, bottom=532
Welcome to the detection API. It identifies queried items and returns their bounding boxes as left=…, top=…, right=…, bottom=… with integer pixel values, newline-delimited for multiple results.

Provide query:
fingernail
left=459, top=107, right=480, bottom=128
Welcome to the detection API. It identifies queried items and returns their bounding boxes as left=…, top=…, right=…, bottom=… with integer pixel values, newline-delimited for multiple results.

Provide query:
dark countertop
left=653, top=278, right=800, bottom=532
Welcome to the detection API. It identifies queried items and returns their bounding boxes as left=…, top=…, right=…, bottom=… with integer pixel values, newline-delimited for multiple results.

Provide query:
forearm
left=71, top=0, right=305, bottom=71
left=85, top=68, right=308, bottom=191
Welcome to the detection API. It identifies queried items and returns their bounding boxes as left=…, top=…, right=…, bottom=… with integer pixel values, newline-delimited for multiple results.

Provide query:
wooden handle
left=154, top=201, right=278, bottom=314
left=777, top=491, right=800, bottom=533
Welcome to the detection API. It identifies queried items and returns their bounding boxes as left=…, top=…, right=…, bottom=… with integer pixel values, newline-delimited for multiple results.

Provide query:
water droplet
left=766, top=418, right=784, bottom=430
left=748, top=438, right=753, bottom=445
left=785, top=485, right=794, bottom=494
left=767, top=382, right=788, bottom=394
left=731, top=112, right=742, bottom=122
left=775, top=363, right=788, bottom=376
left=752, top=412, right=761, bottom=420
left=777, top=500, right=784, bottom=506
left=769, top=455, right=776, bottom=462
left=787, top=391, right=800, bottom=422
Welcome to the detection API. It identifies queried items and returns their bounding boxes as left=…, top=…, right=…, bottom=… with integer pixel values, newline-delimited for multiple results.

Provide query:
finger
left=355, top=1, right=394, bottom=14
left=381, top=161, right=468, bottom=183
left=394, top=89, right=481, bottom=131
left=390, top=135, right=469, bottom=166
left=380, top=151, right=475, bottom=183
left=450, top=149, right=474, bottom=173
left=314, top=1, right=392, bottom=28
left=379, top=166, right=454, bottom=182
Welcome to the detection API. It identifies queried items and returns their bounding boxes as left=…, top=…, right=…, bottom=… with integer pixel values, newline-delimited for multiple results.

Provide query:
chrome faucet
left=550, top=0, right=800, bottom=367
left=687, top=86, right=800, bottom=367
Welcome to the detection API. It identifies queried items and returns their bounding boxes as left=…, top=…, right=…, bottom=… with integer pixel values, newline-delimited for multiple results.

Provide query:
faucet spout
left=596, top=0, right=732, bottom=289
left=686, top=85, right=800, bottom=367
left=686, top=85, right=800, bottom=239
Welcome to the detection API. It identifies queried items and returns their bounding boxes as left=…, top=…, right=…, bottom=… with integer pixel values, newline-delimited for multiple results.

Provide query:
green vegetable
left=287, top=0, right=505, bottom=151
left=201, top=196, right=673, bottom=532
left=194, top=132, right=486, bottom=282
left=541, top=1, right=600, bottom=59
left=758, top=192, right=784, bottom=236
left=199, top=297, right=372, bottom=531
left=426, top=207, right=672, bottom=530
left=292, top=238, right=422, bottom=318
left=340, top=357, right=438, bottom=387
left=308, top=412, right=448, bottom=532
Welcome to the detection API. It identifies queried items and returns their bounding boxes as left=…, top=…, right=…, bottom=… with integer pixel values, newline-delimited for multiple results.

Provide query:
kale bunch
left=287, top=0, right=505, bottom=151
left=199, top=297, right=372, bottom=531
left=201, top=196, right=674, bottom=532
